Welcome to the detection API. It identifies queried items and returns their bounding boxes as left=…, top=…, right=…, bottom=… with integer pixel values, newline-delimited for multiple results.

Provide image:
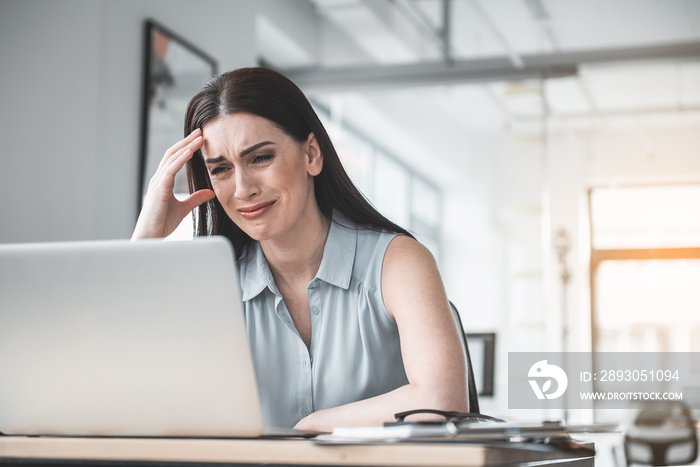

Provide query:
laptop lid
left=0, top=237, right=264, bottom=438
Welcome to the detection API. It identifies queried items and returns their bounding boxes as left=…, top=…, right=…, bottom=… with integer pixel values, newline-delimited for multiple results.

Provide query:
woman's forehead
left=201, top=113, right=285, bottom=155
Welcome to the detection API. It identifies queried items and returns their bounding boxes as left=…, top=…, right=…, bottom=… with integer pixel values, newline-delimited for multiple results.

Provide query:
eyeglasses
left=392, top=409, right=505, bottom=425
left=391, top=410, right=593, bottom=455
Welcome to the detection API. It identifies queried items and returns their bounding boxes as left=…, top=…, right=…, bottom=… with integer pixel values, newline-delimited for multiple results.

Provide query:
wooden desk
left=0, top=436, right=593, bottom=467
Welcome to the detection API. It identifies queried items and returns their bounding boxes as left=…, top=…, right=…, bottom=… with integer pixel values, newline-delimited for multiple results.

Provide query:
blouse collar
left=239, top=211, right=357, bottom=301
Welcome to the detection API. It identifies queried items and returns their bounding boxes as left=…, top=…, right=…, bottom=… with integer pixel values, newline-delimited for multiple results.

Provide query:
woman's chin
left=237, top=221, right=276, bottom=242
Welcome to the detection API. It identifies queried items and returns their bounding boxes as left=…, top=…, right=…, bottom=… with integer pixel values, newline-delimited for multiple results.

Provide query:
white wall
left=0, top=0, right=102, bottom=243
left=0, top=0, right=258, bottom=243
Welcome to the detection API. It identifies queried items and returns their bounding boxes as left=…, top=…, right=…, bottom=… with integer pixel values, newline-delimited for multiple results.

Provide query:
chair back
left=449, top=301, right=481, bottom=414
left=624, top=401, right=698, bottom=466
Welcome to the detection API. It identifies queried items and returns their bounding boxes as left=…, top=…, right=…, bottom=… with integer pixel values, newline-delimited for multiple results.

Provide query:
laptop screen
left=0, top=237, right=264, bottom=438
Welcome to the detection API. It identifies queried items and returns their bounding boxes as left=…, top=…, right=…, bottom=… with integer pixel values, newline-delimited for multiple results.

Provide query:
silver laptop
left=0, top=237, right=266, bottom=438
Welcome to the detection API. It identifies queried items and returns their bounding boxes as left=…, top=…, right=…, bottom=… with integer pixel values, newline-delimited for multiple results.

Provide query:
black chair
left=449, top=301, right=480, bottom=414
left=624, top=401, right=698, bottom=466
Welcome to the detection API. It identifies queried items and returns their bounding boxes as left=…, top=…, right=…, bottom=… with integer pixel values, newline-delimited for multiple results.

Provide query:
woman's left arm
left=294, top=235, right=469, bottom=432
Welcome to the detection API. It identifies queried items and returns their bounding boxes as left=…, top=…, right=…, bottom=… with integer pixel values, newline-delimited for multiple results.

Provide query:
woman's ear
left=305, top=132, right=323, bottom=176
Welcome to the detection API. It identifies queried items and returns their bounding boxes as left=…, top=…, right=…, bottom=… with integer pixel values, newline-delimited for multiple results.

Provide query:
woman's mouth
left=237, top=201, right=276, bottom=219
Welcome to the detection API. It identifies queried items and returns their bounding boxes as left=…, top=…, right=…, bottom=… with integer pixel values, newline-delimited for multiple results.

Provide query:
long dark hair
left=184, top=67, right=411, bottom=259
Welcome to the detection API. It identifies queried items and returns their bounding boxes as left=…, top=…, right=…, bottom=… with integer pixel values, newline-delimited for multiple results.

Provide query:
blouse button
left=302, top=408, right=310, bottom=417
left=312, top=307, right=320, bottom=315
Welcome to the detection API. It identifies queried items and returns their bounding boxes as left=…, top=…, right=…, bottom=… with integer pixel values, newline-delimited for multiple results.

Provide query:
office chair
left=449, top=301, right=481, bottom=414
left=624, top=401, right=698, bottom=466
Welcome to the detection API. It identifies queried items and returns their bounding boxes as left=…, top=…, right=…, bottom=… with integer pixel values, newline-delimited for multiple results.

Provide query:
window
left=373, top=153, right=411, bottom=228
left=589, top=184, right=700, bottom=422
left=591, top=185, right=700, bottom=250
left=590, top=184, right=700, bottom=354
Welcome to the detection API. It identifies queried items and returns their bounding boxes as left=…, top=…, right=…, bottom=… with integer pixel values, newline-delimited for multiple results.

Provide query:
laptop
left=0, top=237, right=276, bottom=438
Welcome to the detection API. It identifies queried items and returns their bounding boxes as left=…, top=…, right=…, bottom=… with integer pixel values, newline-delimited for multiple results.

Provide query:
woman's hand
left=132, top=129, right=215, bottom=240
left=293, top=415, right=316, bottom=432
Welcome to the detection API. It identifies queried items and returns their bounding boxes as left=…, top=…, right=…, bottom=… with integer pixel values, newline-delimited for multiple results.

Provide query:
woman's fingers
left=165, top=136, right=203, bottom=176
left=149, top=135, right=203, bottom=191
left=133, top=130, right=210, bottom=240
left=156, top=128, right=202, bottom=172
left=162, top=146, right=192, bottom=179
left=182, top=189, right=216, bottom=213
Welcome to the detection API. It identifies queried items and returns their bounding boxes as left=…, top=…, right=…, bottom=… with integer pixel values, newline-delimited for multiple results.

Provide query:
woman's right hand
left=131, top=128, right=215, bottom=240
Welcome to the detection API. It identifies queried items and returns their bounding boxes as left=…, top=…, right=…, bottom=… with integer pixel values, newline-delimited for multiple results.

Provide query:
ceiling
left=257, top=0, right=700, bottom=185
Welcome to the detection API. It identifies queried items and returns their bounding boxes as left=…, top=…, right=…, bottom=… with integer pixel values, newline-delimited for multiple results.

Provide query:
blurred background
left=2, top=0, right=700, bottom=461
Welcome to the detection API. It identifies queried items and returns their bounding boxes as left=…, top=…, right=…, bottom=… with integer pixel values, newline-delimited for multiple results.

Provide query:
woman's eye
left=209, top=166, right=230, bottom=176
left=252, top=154, right=274, bottom=164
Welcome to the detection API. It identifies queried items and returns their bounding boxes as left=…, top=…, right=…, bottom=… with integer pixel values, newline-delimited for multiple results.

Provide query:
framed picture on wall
left=138, top=19, right=217, bottom=214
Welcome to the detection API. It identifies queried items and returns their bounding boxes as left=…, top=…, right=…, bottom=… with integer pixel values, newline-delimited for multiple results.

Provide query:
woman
left=133, top=67, right=468, bottom=432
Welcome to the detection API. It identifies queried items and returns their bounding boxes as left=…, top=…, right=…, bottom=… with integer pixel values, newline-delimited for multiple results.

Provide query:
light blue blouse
left=236, top=213, right=409, bottom=429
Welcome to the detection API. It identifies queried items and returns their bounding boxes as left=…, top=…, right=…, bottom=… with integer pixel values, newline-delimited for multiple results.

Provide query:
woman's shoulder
left=382, top=234, right=436, bottom=275
left=382, top=235, right=444, bottom=321
left=352, top=229, right=427, bottom=294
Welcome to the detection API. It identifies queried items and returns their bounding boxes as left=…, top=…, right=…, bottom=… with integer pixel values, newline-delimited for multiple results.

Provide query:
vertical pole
left=442, top=0, right=453, bottom=65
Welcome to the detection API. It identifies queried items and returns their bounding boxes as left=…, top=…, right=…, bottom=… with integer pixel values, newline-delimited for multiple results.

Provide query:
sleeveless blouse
left=236, top=214, right=408, bottom=428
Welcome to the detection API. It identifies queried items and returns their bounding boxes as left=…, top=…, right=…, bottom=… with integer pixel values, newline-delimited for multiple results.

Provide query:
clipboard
left=320, top=420, right=618, bottom=441
left=315, top=418, right=618, bottom=455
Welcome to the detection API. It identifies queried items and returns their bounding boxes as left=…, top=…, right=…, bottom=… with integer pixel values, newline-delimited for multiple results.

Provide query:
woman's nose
left=234, top=170, right=259, bottom=200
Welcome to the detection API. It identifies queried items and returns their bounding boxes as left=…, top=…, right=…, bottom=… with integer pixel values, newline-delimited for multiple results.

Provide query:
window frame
left=588, top=183, right=700, bottom=352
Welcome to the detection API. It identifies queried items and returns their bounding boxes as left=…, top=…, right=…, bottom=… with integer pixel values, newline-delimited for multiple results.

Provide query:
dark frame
left=137, top=19, right=218, bottom=216
left=466, top=332, right=496, bottom=397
